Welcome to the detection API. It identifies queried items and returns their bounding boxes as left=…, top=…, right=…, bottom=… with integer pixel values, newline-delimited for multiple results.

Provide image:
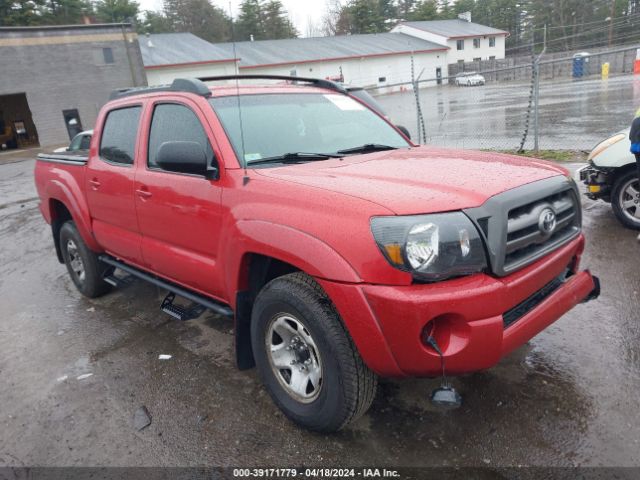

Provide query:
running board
left=161, top=292, right=206, bottom=321
left=104, top=274, right=136, bottom=288
left=98, top=255, right=234, bottom=318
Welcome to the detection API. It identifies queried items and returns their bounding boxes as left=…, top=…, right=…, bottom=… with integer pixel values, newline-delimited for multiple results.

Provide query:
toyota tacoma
left=34, top=76, right=599, bottom=432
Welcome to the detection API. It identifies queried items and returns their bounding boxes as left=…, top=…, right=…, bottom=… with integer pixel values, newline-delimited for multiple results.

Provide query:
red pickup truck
left=35, top=76, right=599, bottom=432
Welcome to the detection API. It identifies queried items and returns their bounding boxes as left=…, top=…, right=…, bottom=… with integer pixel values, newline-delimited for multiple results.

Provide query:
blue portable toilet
left=573, top=52, right=590, bottom=78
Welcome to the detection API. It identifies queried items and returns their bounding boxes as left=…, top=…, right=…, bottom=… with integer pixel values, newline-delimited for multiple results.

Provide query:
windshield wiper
left=337, top=144, right=399, bottom=155
left=247, top=152, right=344, bottom=166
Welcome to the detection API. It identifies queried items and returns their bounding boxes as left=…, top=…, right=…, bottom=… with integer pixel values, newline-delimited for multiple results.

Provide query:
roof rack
left=109, top=78, right=211, bottom=101
left=109, top=75, right=348, bottom=101
left=197, top=75, right=348, bottom=94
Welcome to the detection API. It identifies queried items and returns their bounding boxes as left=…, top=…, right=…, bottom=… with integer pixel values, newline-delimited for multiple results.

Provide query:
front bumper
left=318, top=235, right=598, bottom=377
left=578, top=163, right=614, bottom=200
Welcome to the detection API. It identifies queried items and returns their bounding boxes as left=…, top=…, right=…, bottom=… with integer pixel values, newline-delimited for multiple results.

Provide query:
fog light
left=588, top=185, right=601, bottom=193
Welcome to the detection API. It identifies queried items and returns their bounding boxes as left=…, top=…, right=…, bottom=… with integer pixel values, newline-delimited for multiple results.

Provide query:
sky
left=137, top=0, right=336, bottom=37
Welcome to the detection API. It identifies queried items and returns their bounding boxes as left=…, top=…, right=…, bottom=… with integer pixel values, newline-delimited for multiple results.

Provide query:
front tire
left=611, top=171, right=640, bottom=230
left=59, top=221, right=112, bottom=298
left=251, top=273, right=377, bottom=432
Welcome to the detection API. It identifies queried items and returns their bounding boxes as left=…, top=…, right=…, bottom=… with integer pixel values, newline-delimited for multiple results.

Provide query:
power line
left=505, top=13, right=640, bottom=53
left=527, top=11, right=640, bottom=32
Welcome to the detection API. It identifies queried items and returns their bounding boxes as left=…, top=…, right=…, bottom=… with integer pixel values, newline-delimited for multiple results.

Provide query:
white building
left=391, top=19, right=508, bottom=65
left=141, top=33, right=238, bottom=86
left=140, top=19, right=508, bottom=90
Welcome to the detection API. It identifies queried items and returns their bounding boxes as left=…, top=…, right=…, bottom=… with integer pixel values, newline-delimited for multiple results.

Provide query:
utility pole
left=608, top=0, right=616, bottom=47
left=533, top=25, right=546, bottom=153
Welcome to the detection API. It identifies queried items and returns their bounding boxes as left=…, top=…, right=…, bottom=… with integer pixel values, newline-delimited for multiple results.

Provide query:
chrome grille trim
left=463, top=176, right=582, bottom=277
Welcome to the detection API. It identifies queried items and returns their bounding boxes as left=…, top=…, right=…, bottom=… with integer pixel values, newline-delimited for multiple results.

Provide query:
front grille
left=463, top=176, right=582, bottom=277
left=503, top=270, right=569, bottom=328
left=503, top=189, right=580, bottom=272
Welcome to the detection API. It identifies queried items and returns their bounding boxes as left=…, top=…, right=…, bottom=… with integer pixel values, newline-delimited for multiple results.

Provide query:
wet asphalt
left=376, top=74, right=640, bottom=151
left=0, top=151, right=639, bottom=469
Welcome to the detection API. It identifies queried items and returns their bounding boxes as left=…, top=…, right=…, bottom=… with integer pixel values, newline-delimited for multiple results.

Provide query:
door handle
left=136, top=187, right=152, bottom=199
left=89, top=178, right=101, bottom=189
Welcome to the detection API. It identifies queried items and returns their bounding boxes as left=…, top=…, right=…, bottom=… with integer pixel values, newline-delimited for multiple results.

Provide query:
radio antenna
left=229, top=1, right=249, bottom=185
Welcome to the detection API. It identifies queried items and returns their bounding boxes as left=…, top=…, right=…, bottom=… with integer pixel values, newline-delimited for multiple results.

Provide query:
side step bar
left=99, top=255, right=234, bottom=318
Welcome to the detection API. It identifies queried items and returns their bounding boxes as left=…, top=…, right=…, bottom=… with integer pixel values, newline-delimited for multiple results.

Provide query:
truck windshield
left=209, top=93, right=410, bottom=168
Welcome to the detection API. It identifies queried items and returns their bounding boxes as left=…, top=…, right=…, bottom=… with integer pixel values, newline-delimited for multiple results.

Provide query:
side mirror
left=396, top=125, right=411, bottom=140
left=156, top=141, right=210, bottom=176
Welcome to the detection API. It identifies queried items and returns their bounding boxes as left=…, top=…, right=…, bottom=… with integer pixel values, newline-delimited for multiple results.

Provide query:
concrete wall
left=146, top=62, right=238, bottom=86
left=240, top=50, right=448, bottom=92
left=0, top=24, right=146, bottom=147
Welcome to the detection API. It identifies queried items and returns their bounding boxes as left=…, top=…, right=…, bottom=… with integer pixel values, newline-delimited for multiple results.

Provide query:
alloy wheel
left=266, top=314, right=323, bottom=403
left=66, top=239, right=86, bottom=283
left=619, top=178, right=640, bottom=224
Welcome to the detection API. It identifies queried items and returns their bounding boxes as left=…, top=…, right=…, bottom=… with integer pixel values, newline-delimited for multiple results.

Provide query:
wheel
left=611, top=171, right=640, bottom=230
left=59, top=221, right=112, bottom=297
left=250, top=272, right=377, bottom=432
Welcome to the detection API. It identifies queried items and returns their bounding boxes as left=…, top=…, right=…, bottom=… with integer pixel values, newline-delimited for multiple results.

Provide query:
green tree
left=94, top=0, right=139, bottom=23
left=0, top=0, right=46, bottom=25
left=235, top=0, right=264, bottom=40
left=396, top=0, right=416, bottom=20
left=409, top=0, right=438, bottom=20
left=43, top=0, right=91, bottom=24
left=262, top=0, right=297, bottom=39
left=335, top=0, right=387, bottom=34
left=438, top=0, right=453, bottom=18
left=139, top=9, right=173, bottom=34
left=163, top=0, right=231, bottom=42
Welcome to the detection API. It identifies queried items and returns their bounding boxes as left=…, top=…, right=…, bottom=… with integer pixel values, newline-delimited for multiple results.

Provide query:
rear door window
left=99, top=106, right=141, bottom=165
left=147, top=103, right=214, bottom=170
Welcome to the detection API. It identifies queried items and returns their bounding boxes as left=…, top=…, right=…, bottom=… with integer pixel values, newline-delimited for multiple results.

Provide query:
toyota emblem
left=538, top=208, right=557, bottom=236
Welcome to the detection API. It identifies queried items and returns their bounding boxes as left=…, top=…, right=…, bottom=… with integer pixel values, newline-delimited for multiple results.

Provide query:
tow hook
left=424, top=335, right=462, bottom=410
left=582, top=275, right=601, bottom=303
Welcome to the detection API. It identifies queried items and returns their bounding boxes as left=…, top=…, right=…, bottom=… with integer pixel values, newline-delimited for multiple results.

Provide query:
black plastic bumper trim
left=582, top=274, right=600, bottom=303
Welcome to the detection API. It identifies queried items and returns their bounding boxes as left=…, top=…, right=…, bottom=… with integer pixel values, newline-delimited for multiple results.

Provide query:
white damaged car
left=454, top=72, right=486, bottom=86
left=579, top=129, right=639, bottom=229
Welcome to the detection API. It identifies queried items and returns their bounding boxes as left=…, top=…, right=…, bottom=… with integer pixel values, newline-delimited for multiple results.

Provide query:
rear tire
left=611, top=171, right=640, bottom=230
left=59, top=221, right=112, bottom=298
left=250, top=272, right=377, bottom=432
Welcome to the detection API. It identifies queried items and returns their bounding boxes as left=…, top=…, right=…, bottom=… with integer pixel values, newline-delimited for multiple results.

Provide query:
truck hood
left=254, top=146, right=567, bottom=215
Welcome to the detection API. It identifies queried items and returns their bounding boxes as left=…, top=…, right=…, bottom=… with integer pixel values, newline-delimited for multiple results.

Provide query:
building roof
left=211, top=32, right=446, bottom=68
left=0, top=23, right=132, bottom=32
left=140, top=32, right=237, bottom=68
left=399, top=19, right=509, bottom=39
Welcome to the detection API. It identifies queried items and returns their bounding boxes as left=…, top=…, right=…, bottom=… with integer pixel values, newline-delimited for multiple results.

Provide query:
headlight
left=371, top=212, right=487, bottom=282
left=588, top=133, right=626, bottom=161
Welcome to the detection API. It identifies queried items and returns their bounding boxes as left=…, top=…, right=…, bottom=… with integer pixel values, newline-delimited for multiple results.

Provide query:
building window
left=378, top=76, right=386, bottom=83
left=489, top=55, right=496, bottom=60
left=473, top=57, right=481, bottom=62
left=473, top=38, right=480, bottom=48
left=102, top=47, right=114, bottom=64
left=456, top=39, right=464, bottom=50
left=489, top=36, right=496, bottom=47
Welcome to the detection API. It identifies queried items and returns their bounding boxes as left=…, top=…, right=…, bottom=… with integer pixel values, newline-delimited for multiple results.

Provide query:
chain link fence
left=365, top=44, right=640, bottom=153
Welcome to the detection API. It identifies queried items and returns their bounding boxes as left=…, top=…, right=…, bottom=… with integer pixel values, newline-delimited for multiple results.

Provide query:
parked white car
left=454, top=72, right=485, bottom=86
left=53, top=130, right=93, bottom=153
left=579, top=128, right=638, bottom=229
